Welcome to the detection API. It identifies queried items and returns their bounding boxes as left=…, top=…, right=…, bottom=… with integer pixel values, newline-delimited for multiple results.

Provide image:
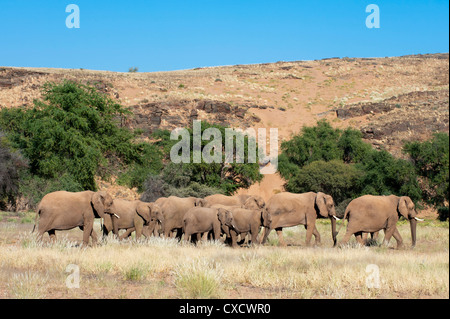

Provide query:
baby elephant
left=221, top=207, right=272, bottom=247
left=182, top=207, right=231, bottom=243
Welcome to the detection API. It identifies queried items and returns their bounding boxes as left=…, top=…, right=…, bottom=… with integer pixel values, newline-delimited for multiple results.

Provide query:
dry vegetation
left=0, top=215, right=448, bottom=299
left=0, top=54, right=448, bottom=299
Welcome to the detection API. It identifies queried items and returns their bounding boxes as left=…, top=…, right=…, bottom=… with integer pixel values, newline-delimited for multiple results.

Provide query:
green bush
left=356, top=149, right=421, bottom=202
left=140, top=164, right=224, bottom=202
left=404, top=132, right=449, bottom=207
left=18, top=172, right=83, bottom=208
left=285, top=159, right=364, bottom=204
left=0, top=134, right=27, bottom=209
left=144, top=122, right=263, bottom=196
left=0, top=80, right=163, bottom=200
left=437, top=207, right=449, bottom=222
left=278, top=120, right=422, bottom=204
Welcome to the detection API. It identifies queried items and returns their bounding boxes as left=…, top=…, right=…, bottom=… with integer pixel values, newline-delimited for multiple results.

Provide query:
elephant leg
left=362, top=232, right=369, bottom=244
left=382, top=216, right=399, bottom=247
left=142, top=226, right=150, bottom=238
left=250, top=228, right=259, bottom=246
left=213, top=224, right=221, bottom=241
left=90, top=229, right=98, bottom=246
left=188, top=233, right=198, bottom=244
left=175, top=228, right=183, bottom=241
left=340, top=228, right=355, bottom=247
left=305, top=223, right=315, bottom=246
left=184, top=229, right=192, bottom=242
left=163, top=223, right=173, bottom=238
left=230, top=230, right=238, bottom=248
left=238, top=232, right=247, bottom=245
left=372, top=231, right=380, bottom=240
left=36, top=229, right=45, bottom=242
left=135, top=225, right=143, bottom=240
left=275, top=227, right=286, bottom=246
left=120, top=228, right=135, bottom=240
left=392, top=228, right=404, bottom=249
left=354, top=232, right=364, bottom=246
left=102, top=224, right=110, bottom=238
left=260, top=227, right=272, bottom=244
left=82, top=220, right=94, bottom=247
left=248, top=224, right=261, bottom=246
left=312, top=225, right=321, bottom=245
left=382, top=227, right=396, bottom=247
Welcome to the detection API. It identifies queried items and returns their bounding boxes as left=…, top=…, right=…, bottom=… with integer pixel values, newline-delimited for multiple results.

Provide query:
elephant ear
left=315, top=192, right=329, bottom=218
left=255, top=196, right=266, bottom=209
left=195, top=198, right=208, bottom=207
left=216, top=208, right=226, bottom=222
left=259, top=209, right=266, bottom=225
left=224, top=210, right=234, bottom=226
left=260, top=209, right=270, bottom=224
left=136, top=202, right=152, bottom=225
left=92, top=192, right=106, bottom=219
left=397, top=196, right=411, bottom=219
left=243, top=197, right=258, bottom=209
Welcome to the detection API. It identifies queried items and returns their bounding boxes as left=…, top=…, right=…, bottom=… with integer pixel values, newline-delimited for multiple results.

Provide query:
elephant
left=33, top=190, right=116, bottom=246
left=159, top=196, right=208, bottom=238
left=182, top=207, right=232, bottom=243
left=218, top=206, right=272, bottom=247
left=102, top=199, right=163, bottom=240
left=261, top=192, right=339, bottom=247
left=340, top=195, right=423, bottom=248
left=139, top=197, right=168, bottom=237
left=204, top=194, right=266, bottom=210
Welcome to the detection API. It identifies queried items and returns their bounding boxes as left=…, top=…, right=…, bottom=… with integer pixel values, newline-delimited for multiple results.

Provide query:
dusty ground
left=0, top=213, right=448, bottom=299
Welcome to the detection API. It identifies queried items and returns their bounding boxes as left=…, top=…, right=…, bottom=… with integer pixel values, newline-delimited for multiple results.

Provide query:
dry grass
left=0, top=218, right=448, bottom=299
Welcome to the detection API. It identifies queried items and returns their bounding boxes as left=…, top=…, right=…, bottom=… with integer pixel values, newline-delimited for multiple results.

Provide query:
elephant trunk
left=331, top=216, right=338, bottom=247
left=410, top=217, right=417, bottom=247
left=111, top=214, right=119, bottom=238
left=159, top=220, right=165, bottom=236
left=260, top=226, right=271, bottom=244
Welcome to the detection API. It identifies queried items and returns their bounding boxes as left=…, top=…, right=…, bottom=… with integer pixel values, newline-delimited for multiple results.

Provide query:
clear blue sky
left=1, top=0, right=448, bottom=72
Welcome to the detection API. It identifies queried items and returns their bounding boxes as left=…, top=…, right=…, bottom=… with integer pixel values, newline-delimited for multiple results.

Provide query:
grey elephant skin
left=204, top=194, right=266, bottom=210
left=221, top=207, right=272, bottom=247
left=102, top=199, right=163, bottom=240
left=158, top=196, right=207, bottom=238
left=340, top=195, right=422, bottom=248
left=262, top=192, right=339, bottom=246
left=33, top=190, right=115, bottom=246
left=182, top=207, right=230, bottom=243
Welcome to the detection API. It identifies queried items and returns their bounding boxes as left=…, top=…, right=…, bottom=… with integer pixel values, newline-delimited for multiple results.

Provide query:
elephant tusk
left=414, top=217, right=424, bottom=222
left=113, top=213, right=120, bottom=219
left=332, top=215, right=341, bottom=221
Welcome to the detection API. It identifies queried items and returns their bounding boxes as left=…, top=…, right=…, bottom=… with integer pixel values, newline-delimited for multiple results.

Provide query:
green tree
left=356, top=149, right=421, bottom=202
left=279, top=120, right=343, bottom=170
left=278, top=120, right=422, bottom=204
left=285, top=159, right=364, bottom=204
left=404, top=132, right=449, bottom=207
left=0, top=80, right=163, bottom=192
left=138, top=121, right=263, bottom=197
left=0, top=134, right=27, bottom=209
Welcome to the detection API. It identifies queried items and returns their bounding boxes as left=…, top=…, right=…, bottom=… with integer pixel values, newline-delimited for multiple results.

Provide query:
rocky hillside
left=1, top=53, right=448, bottom=199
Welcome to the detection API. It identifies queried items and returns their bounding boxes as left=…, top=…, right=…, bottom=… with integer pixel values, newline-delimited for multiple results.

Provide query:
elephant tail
left=32, top=205, right=42, bottom=233
left=334, top=206, right=351, bottom=236
left=343, top=206, right=351, bottom=221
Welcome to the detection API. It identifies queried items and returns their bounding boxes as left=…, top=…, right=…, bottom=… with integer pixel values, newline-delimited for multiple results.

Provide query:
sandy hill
left=1, top=53, right=448, bottom=200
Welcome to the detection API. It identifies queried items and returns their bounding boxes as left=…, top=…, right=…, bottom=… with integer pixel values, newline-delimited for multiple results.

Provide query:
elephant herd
left=32, top=190, right=423, bottom=249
